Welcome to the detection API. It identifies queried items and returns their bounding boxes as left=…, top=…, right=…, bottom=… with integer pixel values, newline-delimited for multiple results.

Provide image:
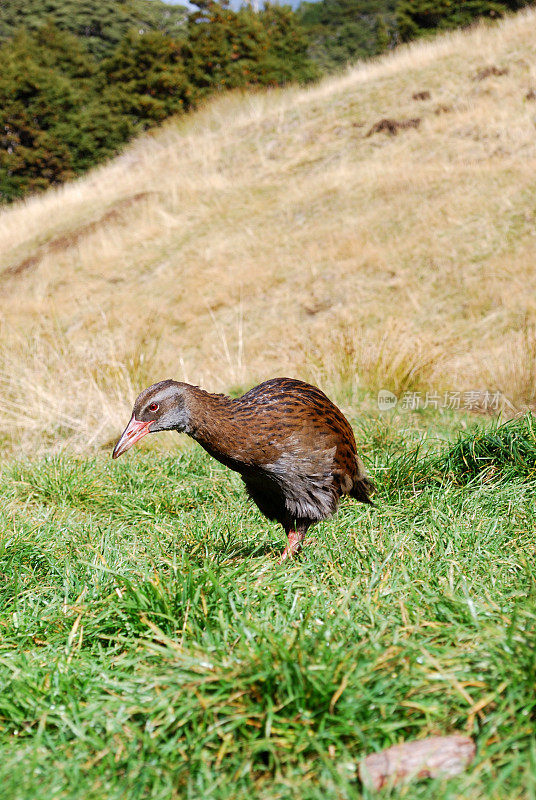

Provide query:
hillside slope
left=2, top=10, right=536, bottom=454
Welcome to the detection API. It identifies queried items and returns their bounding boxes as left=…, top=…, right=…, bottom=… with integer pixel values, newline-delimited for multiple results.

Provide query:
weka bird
left=112, top=377, right=374, bottom=561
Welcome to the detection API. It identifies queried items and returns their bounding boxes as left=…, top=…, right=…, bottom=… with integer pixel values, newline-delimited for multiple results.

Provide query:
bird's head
left=112, top=379, right=189, bottom=459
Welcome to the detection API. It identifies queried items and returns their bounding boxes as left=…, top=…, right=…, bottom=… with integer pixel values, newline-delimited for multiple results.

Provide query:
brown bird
left=112, top=377, right=374, bottom=561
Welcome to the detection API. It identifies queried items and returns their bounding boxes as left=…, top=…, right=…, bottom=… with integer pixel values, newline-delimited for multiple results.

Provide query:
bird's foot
left=277, top=547, right=293, bottom=564
left=277, top=532, right=315, bottom=564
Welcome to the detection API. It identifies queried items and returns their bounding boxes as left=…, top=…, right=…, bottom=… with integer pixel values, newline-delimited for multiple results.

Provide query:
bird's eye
left=148, top=402, right=159, bottom=413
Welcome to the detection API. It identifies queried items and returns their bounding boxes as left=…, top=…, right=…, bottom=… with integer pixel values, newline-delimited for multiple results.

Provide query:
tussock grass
left=1, top=419, right=536, bottom=798
left=376, top=413, right=536, bottom=496
left=2, top=11, right=536, bottom=453
left=0, top=323, right=167, bottom=454
left=484, top=318, right=536, bottom=412
left=305, top=321, right=443, bottom=402
left=435, top=412, right=536, bottom=485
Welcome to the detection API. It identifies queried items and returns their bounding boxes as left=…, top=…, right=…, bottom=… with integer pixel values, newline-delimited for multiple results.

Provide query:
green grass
left=1, top=415, right=536, bottom=799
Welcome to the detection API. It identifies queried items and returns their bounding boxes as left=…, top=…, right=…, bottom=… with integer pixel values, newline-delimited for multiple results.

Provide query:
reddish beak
left=112, top=415, right=152, bottom=459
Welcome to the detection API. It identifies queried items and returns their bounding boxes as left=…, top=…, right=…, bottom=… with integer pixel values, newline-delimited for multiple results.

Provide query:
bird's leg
left=278, top=530, right=304, bottom=563
left=278, top=524, right=311, bottom=563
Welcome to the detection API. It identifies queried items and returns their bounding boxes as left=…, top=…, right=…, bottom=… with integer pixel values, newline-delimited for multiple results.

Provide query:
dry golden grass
left=2, top=10, right=536, bottom=454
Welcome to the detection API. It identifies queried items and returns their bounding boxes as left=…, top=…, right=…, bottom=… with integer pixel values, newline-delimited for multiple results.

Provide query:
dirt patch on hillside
left=474, top=65, right=509, bottom=81
left=2, top=191, right=154, bottom=278
left=366, top=118, right=421, bottom=137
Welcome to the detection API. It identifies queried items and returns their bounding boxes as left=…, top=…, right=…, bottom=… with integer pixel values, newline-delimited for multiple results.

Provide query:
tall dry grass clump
left=303, top=321, right=444, bottom=402
left=482, top=318, right=536, bottom=412
left=0, top=324, right=146, bottom=453
left=2, top=10, right=536, bottom=454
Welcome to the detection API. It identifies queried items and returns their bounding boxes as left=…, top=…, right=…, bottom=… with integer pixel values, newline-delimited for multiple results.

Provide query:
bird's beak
left=112, top=415, right=152, bottom=459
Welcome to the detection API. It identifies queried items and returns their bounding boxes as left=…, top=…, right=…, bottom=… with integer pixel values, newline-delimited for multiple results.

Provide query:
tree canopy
left=298, top=0, right=397, bottom=72
left=0, top=25, right=130, bottom=201
left=396, top=0, right=533, bottom=41
left=0, top=0, right=189, bottom=59
left=185, top=2, right=318, bottom=92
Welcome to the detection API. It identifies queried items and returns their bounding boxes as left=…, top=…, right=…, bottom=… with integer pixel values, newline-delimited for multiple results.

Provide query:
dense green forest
left=0, top=1, right=316, bottom=202
left=297, top=0, right=534, bottom=70
left=1, top=0, right=534, bottom=203
left=298, top=0, right=397, bottom=71
left=395, top=0, right=533, bottom=41
left=0, top=0, right=189, bottom=59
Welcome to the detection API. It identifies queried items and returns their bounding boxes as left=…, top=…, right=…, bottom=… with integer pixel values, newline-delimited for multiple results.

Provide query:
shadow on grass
left=214, top=537, right=283, bottom=560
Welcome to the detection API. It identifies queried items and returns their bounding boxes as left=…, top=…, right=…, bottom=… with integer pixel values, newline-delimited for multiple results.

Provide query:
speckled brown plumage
left=113, top=377, right=375, bottom=561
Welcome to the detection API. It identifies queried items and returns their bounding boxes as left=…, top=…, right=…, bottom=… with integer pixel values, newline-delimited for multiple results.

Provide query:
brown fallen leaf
left=359, top=734, right=476, bottom=790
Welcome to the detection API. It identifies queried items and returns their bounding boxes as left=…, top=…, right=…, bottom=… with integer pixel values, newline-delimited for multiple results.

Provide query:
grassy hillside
left=1, top=10, right=536, bottom=455
left=2, top=13, right=536, bottom=799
